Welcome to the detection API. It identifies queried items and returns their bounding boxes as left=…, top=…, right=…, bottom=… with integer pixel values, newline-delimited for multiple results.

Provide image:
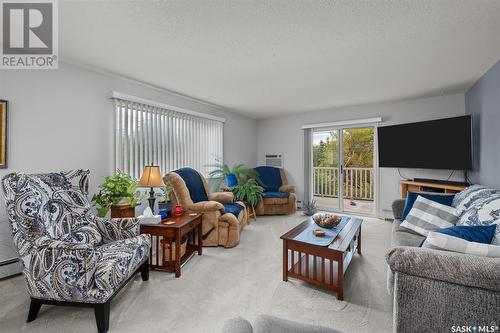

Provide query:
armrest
left=95, top=216, right=139, bottom=241
left=33, top=238, right=96, bottom=291
left=386, top=246, right=500, bottom=292
left=189, top=201, right=224, bottom=212
left=392, top=199, right=406, bottom=220
left=279, top=185, right=295, bottom=193
left=209, top=191, right=234, bottom=204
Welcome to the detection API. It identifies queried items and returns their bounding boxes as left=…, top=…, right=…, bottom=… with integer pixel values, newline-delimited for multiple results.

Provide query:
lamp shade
left=137, top=165, right=164, bottom=188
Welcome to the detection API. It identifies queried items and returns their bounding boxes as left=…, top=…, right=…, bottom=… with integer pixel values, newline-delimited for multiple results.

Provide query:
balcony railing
left=313, top=167, right=374, bottom=201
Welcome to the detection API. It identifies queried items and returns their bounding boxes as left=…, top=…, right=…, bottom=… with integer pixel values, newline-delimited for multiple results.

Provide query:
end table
left=139, top=213, right=202, bottom=277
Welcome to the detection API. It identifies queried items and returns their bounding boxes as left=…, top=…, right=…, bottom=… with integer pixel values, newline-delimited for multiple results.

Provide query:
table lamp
left=138, top=164, right=164, bottom=210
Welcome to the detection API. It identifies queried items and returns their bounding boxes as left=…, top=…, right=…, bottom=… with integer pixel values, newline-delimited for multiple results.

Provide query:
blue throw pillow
left=434, top=225, right=497, bottom=244
left=401, top=192, right=454, bottom=221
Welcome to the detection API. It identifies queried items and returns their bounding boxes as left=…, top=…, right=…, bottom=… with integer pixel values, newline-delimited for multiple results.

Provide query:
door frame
left=309, top=123, right=379, bottom=217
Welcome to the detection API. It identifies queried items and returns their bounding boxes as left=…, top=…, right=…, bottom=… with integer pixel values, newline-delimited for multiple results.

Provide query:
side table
left=139, top=213, right=202, bottom=277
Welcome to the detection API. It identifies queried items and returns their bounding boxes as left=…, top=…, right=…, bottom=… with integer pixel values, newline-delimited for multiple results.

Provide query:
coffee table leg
left=197, top=220, right=203, bottom=255
left=337, top=258, right=344, bottom=300
left=282, top=240, right=288, bottom=282
left=357, top=227, right=362, bottom=255
left=175, top=230, right=181, bottom=278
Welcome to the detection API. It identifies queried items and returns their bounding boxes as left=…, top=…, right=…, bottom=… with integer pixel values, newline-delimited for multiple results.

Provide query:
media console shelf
left=400, top=180, right=466, bottom=198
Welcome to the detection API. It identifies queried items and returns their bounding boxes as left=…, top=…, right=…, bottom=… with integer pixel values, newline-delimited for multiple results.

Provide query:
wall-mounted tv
left=378, top=115, right=472, bottom=170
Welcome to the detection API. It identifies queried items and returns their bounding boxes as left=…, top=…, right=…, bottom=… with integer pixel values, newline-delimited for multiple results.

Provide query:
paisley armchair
left=1, top=170, right=151, bottom=333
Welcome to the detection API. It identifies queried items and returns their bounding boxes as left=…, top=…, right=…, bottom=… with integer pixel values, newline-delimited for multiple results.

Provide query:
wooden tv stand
left=400, top=180, right=466, bottom=198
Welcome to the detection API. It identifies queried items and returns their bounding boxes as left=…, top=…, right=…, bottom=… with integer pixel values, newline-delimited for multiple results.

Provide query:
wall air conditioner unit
left=265, top=153, right=283, bottom=168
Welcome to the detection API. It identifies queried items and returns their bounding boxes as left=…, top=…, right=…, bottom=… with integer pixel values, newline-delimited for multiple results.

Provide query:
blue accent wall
left=465, top=60, right=500, bottom=188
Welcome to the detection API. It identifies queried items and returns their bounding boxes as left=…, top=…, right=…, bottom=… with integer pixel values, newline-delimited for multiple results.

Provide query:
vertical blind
left=114, top=98, right=224, bottom=179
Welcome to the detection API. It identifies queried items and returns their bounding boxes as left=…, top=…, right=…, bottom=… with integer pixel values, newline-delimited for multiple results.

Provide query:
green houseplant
left=92, top=170, right=142, bottom=217
left=157, top=183, right=174, bottom=215
left=303, top=199, right=318, bottom=216
left=207, top=158, right=258, bottom=189
left=231, top=178, right=264, bottom=208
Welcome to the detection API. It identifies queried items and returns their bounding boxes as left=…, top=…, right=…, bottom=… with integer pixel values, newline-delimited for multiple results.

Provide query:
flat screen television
left=378, top=115, right=472, bottom=170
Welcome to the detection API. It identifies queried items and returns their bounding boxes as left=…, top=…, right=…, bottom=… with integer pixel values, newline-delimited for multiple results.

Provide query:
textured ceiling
left=60, top=1, right=500, bottom=119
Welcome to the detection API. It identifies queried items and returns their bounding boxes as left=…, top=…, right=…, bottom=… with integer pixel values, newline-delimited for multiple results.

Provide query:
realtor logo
left=1, top=0, right=58, bottom=69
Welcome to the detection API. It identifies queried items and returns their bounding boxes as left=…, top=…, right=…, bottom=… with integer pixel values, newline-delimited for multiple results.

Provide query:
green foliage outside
left=313, top=128, right=374, bottom=199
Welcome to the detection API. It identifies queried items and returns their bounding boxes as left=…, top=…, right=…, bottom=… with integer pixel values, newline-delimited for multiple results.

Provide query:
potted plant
left=92, top=170, right=142, bottom=218
left=303, top=199, right=319, bottom=216
left=157, top=183, right=174, bottom=216
left=208, top=158, right=258, bottom=189
left=231, top=178, right=264, bottom=209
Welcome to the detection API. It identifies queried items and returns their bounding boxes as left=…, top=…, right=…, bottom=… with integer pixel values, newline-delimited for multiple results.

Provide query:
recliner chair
left=254, top=166, right=297, bottom=215
left=164, top=167, right=247, bottom=248
left=1, top=170, right=150, bottom=333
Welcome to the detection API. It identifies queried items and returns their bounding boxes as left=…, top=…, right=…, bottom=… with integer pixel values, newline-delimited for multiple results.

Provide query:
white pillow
left=400, top=196, right=458, bottom=236
left=422, top=231, right=500, bottom=258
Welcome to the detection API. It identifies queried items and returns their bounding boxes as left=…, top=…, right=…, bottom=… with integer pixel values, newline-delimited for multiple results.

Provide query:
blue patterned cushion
left=453, top=185, right=500, bottom=213
left=457, top=194, right=500, bottom=245
left=223, top=203, right=243, bottom=217
left=262, top=191, right=290, bottom=199
left=255, top=166, right=282, bottom=192
left=173, top=167, right=209, bottom=203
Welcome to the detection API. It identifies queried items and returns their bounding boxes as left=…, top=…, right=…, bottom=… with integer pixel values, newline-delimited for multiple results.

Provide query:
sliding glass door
left=312, top=126, right=375, bottom=216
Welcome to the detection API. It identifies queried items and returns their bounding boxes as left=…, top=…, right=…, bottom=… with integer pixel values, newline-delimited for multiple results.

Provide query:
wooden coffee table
left=280, top=215, right=362, bottom=300
left=139, top=213, right=202, bottom=277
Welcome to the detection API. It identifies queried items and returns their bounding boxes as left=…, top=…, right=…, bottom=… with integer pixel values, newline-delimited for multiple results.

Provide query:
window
left=113, top=94, right=224, bottom=179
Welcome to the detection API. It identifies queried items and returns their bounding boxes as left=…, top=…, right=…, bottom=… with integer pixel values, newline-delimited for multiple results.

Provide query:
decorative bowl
left=312, top=213, right=341, bottom=229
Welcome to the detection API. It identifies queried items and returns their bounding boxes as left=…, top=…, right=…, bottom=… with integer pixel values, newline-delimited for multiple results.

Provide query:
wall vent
left=265, top=153, right=283, bottom=168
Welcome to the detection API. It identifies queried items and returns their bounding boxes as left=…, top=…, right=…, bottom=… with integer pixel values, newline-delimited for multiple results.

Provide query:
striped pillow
left=400, top=196, right=458, bottom=236
left=422, top=231, right=500, bottom=258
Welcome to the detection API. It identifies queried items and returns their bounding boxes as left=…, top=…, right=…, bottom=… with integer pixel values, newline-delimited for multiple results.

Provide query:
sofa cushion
left=392, top=221, right=426, bottom=247
left=262, top=191, right=289, bottom=199
left=94, top=235, right=150, bottom=290
left=401, top=192, right=454, bottom=220
left=400, top=196, right=458, bottom=236
left=223, top=203, right=243, bottom=218
left=453, top=185, right=500, bottom=214
left=434, top=225, right=497, bottom=244
left=173, top=167, right=209, bottom=203
left=255, top=166, right=282, bottom=192
left=457, top=193, right=500, bottom=245
left=422, top=230, right=500, bottom=258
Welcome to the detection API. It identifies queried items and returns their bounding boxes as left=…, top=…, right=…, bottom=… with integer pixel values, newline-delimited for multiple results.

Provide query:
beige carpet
left=0, top=213, right=393, bottom=333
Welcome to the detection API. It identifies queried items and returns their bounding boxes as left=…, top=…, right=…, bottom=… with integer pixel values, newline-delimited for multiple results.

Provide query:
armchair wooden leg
left=140, top=260, right=149, bottom=281
left=27, top=298, right=42, bottom=322
left=94, top=301, right=110, bottom=333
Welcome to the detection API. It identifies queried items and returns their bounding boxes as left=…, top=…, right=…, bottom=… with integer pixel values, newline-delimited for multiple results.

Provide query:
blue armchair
left=254, top=166, right=297, bottom=215
left=1, top=170, right=151, bottom=333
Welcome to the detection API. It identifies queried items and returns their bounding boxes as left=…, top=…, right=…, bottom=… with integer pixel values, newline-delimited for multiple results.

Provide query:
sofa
left=387, top=192, right=500, bottom=333
left=1, top=170, right=150, bottom=333
left=164, top=167, right=247, bottom=248
left=223, top=315, right=342, bottom=333
left=254, top=166, right=296, bottom=216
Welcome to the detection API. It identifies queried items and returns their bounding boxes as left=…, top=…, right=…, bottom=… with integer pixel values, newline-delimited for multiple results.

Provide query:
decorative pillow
left=433, top=225, right=496, bottom=244
left=422, top=231, right=500, bottom=258
left=400, top=196, right=458, bottom=236
left=453, top=185, right=500, bottom=214
left=457, top=194, right=500, bottom=245
left=401, top=192, right=454, bottom=221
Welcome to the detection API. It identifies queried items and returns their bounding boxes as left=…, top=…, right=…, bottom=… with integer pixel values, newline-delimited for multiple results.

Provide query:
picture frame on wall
left=0, top=100, right=7, bottom=169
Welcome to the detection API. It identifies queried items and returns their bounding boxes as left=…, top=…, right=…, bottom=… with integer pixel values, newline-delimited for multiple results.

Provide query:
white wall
left=0, top=62, right=258, bottom=277
left=257, top=93, right=466, bottom=218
